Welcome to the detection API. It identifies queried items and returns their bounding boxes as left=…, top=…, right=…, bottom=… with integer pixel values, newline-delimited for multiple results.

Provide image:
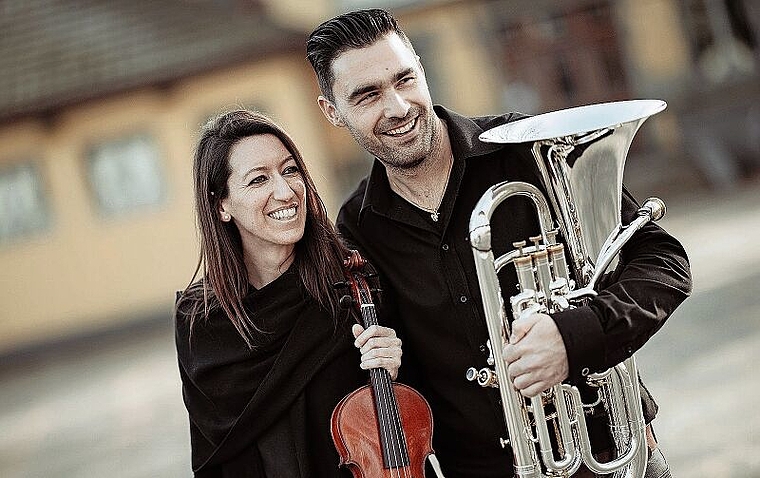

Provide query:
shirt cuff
left=551, top=306, right=607, bottom=384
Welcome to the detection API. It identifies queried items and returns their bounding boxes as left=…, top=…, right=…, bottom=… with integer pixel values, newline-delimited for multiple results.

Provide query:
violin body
left=331, top=383, right=434, bottom=477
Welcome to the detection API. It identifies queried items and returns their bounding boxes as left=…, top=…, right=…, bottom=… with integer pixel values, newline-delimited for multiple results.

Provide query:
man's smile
left=383, top=117, right=417, bottom=137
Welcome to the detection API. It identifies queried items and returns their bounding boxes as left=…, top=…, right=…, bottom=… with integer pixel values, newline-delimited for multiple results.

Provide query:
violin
left=331, top=251, right=437, bottom=478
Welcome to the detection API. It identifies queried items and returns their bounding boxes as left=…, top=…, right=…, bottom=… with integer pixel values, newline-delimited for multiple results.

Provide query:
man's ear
left=317, top=96, right=344, bottom=127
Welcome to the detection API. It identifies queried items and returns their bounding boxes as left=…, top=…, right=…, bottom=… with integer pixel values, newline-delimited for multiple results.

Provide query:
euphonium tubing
left=467, top=100, right=667, bottom=478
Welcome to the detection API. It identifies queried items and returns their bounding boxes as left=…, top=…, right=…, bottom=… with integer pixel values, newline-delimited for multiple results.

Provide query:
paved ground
left=0, top=179, right=758, bottom=478
left=635, top=180, right=760, bottom=478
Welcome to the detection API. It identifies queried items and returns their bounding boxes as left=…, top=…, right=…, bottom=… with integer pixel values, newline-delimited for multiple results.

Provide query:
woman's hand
left=352, top=324, right=402, bottom=380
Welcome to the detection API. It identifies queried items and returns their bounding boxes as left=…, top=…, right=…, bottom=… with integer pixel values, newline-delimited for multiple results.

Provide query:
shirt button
left=479, top=344, right=486, bottom=353
left=442, top=243, right=449, bottom=251
left=459, top=295, right=468, bottom=303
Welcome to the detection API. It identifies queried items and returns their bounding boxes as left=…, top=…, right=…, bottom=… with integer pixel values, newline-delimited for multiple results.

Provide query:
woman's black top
left=175, top=269, right=364, bottom=477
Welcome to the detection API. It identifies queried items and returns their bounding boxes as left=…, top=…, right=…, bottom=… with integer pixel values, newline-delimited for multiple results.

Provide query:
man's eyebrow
left=347, top=67, right=416, bottom=103
left=394, top=67, right=415, bottom=82
left=348, top=83, right=377, bottom=103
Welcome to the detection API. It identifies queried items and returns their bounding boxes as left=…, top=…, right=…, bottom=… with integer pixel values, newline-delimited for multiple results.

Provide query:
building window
left=0, top=162, right=50, bottom=242
left=681, top=0, right=758, bottom=84
left=491, top=1, right=630, bottom=111
left=87, top=133, right=165, bottom=216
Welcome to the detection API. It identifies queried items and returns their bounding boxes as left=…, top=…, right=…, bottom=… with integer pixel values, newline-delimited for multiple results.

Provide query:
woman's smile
left=268, top=204, right=299, bottom=221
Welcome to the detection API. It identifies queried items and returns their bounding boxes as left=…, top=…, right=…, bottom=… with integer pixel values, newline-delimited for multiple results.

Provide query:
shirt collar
left=358, top=105, right=506, bottom=221
left=435, top=105, right=506, bottom=160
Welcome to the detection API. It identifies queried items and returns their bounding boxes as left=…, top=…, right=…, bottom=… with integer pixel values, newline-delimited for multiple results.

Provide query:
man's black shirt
left=336, top=105, right=692, bottom=477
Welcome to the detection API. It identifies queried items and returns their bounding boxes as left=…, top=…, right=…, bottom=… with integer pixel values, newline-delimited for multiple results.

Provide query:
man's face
left=319, top=33, right=438, bottom=169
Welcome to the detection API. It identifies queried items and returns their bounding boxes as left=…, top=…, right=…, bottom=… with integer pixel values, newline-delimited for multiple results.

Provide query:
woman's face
left=219, top=134, right=307, bottom=259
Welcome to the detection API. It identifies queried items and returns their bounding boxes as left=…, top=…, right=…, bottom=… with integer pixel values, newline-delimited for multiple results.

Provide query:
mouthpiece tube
left=640, top=197, right=666, bottom=222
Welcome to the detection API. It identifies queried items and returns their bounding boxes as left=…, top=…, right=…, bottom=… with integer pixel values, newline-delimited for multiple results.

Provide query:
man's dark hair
left=306, top=8, right=414, bottom=102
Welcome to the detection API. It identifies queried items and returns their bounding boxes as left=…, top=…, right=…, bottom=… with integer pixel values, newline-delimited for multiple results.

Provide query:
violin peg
left=339, top=295, right=354, bottom=309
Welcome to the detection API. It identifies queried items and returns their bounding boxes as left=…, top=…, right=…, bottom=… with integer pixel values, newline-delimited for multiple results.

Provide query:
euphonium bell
left=467, top=100, right=668, bottom=478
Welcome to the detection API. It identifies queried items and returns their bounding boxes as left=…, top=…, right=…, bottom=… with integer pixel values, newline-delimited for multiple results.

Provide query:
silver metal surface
left=468, top=100, right=667, bottom=477
left=479, top=100, right=666, bottom=144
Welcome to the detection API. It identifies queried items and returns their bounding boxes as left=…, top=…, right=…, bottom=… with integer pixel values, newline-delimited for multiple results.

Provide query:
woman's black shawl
left=175, top=269, right=364, bottom=477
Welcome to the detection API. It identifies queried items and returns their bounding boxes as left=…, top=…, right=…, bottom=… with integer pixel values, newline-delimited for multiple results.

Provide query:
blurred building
left=0, top=0, right=758, bottom=356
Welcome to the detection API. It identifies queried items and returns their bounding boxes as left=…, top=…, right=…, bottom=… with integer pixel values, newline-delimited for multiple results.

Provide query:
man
left=307, top=9, right=691, bottom=478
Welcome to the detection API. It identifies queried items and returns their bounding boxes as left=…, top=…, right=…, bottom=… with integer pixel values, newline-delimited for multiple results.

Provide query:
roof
left=0, top=0, right=306, bottom=122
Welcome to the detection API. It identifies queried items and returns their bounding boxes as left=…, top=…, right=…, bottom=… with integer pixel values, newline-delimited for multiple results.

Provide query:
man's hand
left=502, top=312, right=569, bottom=397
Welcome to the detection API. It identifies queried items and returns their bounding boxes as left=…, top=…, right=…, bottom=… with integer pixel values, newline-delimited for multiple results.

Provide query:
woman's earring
left=222, top=213, right=231, bottom=222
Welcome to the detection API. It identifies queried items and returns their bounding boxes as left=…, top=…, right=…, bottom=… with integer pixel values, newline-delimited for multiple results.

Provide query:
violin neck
left=361, top=304, right=411, bottom=469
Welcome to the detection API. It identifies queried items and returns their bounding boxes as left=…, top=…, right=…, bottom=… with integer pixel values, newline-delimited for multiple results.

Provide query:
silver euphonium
left=467, top=100, right=668, bottom=478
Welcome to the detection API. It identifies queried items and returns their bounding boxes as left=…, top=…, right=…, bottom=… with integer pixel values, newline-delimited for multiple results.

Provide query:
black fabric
left=336, top=105, right=692, bottom=477
left=175, top=268, right=364, bottom=477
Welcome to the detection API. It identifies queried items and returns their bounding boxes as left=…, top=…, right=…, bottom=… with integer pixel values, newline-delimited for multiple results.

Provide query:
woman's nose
left=272, top=174, right=295, bottom=201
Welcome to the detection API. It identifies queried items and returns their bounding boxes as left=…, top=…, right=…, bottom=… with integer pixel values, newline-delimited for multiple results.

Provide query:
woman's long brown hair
left=177, top=109, right=350, bottom=348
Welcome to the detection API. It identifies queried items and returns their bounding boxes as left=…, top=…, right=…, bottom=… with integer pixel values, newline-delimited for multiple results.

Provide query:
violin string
left=365, top=305, right=398, bottom=476
left=362, top=298, right=396, bottom=473
left=379, top=358, right=407, bottom=474
left=388, top=377, right=410, bottom=475
left=358, top=274, right=409, bottom=477
left=366, top=305, right=409, bottom=477
left=374, top=367, right=402, bottom=477
left=383, top=368, right=410, bottom=477
left=381, top=366, right=406, bottom=477
left=361, top=303, right=393, bottom=475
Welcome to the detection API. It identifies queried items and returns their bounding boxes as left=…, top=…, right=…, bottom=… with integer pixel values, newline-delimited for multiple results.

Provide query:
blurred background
left=0, top=0, right=758, bottom=476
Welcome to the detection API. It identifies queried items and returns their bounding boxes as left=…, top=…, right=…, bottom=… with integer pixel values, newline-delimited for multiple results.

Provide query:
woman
left=175, top=110, right=402, bottom=477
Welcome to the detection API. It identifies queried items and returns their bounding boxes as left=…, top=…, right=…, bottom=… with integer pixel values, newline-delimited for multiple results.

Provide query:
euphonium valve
left=467, top=100, right=668, bottom=478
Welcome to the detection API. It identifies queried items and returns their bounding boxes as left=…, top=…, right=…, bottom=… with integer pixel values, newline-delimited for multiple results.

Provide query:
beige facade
left=0, top=1, right=494, bottom=354
left=0, top=54, right=333, bottom=353
left=0, top=0, right=743, bottom=353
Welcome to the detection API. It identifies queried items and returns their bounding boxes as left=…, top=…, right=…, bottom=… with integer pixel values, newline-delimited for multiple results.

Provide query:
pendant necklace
left=414, top=154, right=453, bottom=222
